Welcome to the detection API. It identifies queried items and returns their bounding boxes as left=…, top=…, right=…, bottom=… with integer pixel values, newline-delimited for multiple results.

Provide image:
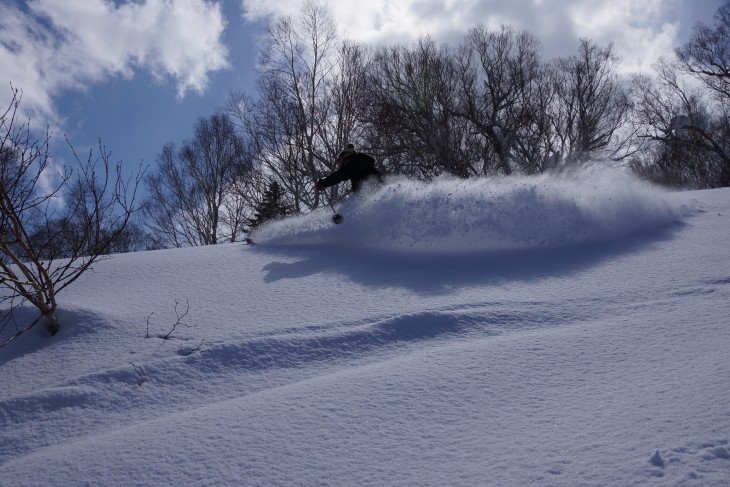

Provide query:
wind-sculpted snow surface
left=252, top=168, right=683, bottom=251
left=1, top=187, right=729, bottom=487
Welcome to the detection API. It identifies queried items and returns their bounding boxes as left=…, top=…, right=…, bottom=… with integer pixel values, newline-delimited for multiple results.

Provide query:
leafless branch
left=0, top=86, right=143, bottom=346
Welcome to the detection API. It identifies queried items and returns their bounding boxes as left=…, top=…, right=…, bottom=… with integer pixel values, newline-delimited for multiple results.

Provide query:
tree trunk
left=45, top=312, right=60, bottom=335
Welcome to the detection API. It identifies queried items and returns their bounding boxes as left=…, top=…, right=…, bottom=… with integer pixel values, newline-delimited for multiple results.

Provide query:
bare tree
left=365, top=36, right=473, bottom=179
left=508, top=62, right=561, bottom=174
left=252, top=0, right=340, bottom=210
left=454, top=25, right=544, bottom=175
left=1, top=88, right=141, bottom=345
left=321, top=40, right=371, bottom=188
left=673, top=2, right=730, bottom=185
left=143, top=112, right=251, bottom=247
left=628, top=139, right=717, bottom=189
left=631, top=58, right=729, bottom=187
left=628, top=3, right=730, bottom=188
left=551, top=39, right=631, bottom=165
left=229, top=1, right=371, bottom=209
left=676, top=3, right=730, bottom=102
left=220, top=4, right=730, bottom=193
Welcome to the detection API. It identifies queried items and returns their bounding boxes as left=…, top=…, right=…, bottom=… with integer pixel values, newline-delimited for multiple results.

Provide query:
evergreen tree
left=248, top=181, right=292, bottom=229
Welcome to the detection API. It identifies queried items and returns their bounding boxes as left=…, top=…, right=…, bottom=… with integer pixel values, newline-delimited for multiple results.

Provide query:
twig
left=145, top=312, right=153, bottom=339
left=130, top=363, right=148, bottom=386
left=162, top=299, right=191, bottom=340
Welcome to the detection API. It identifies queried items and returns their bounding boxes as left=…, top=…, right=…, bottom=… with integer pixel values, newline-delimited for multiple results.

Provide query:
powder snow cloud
left=0, top=0, right=229, bottom=125
left=252, top=167, right=682, bottom=252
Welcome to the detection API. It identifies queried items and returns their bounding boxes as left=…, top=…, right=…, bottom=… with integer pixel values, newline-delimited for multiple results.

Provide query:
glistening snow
left=1, top=168, right=729, bottom=486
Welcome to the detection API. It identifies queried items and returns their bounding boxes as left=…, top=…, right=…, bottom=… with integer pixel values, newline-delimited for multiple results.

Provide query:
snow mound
left=252, top=167, right=683, bottom=252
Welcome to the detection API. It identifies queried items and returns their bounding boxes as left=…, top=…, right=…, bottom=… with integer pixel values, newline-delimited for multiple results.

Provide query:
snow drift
left=252, top=167, right=685, bottom=252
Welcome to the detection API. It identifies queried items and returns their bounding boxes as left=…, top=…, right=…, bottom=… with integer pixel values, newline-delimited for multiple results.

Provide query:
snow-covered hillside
left=1, top=169, right=729, bottom=486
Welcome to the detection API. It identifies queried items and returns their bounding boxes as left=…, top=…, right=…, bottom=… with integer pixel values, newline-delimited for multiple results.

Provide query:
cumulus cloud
left=0, top=0, right=229, bottom=125
left=241, top=0, right=720, bottom=72
left=566, top=0, right=679, bottom=73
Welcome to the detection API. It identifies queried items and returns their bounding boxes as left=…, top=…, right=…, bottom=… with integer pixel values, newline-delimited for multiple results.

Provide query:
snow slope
left=1, top=169, right=729, bottom=486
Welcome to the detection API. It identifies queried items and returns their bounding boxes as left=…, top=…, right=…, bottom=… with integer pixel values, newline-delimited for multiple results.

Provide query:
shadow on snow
left=253, top=221, right=683, bottom=296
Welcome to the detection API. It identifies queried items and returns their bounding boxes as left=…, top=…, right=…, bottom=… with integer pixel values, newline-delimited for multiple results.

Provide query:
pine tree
left=248, top=181, right=292, bottom=229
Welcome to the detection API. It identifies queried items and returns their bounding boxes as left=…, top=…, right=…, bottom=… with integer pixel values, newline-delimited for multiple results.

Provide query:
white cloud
left=240, top=0, right=720, bottom=72
left=567, top=0, right=679, bottom=73
left=242, top=0, right=474, bottom=44
left=0, top=0, right=230, bottom=125
left=3, top=0, right=720, bottom=128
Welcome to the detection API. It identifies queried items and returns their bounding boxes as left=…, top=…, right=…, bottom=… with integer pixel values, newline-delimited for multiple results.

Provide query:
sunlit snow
left=2, top=169, right=729, bottom=486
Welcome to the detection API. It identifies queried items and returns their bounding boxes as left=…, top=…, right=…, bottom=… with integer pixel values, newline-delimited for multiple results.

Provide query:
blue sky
left=53, top=5, right=263, bottom=176
left=1, top=1, right=263, bottom=181
left=1, top=0, right=724, bottom=192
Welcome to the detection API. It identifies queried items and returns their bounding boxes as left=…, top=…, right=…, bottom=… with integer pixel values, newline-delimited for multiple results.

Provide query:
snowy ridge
left=253, top=167, right=686, bottom=251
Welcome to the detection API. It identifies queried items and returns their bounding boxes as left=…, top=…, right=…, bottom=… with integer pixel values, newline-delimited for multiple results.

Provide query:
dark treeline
left=141, top=0, right=730, bottom=248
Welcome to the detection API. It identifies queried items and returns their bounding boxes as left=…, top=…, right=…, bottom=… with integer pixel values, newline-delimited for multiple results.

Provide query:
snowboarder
left=315, top=144, right=382, bottom=194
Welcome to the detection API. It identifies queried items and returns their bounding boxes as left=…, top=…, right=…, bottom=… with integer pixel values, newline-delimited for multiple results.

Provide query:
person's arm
left=318, top=164, right=356, bottom=189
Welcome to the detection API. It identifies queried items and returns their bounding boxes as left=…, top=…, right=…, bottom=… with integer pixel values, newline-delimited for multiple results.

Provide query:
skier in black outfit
left=315, top=144, right=382, bottom=194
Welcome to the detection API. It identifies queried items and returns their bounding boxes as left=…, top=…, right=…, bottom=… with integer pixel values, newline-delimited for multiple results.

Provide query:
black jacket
left=318, top=153, right=382, bottom=193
